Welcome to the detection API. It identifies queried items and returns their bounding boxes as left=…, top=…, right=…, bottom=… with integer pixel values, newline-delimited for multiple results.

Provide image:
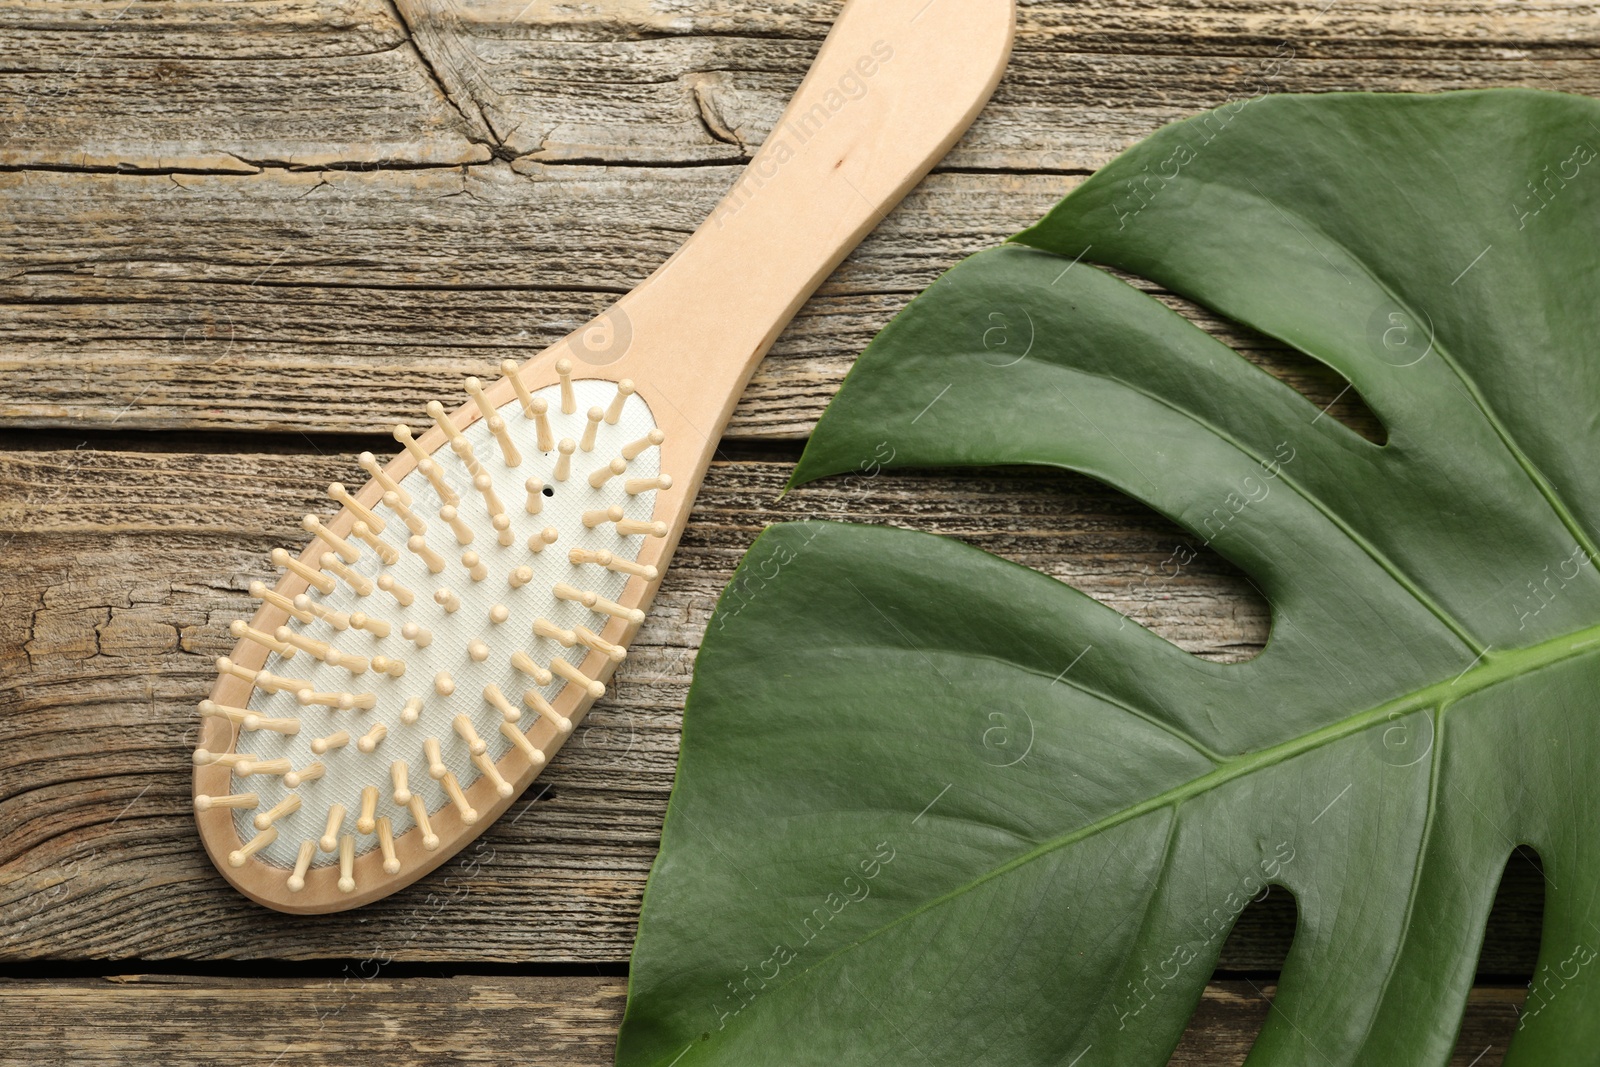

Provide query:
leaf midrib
left=674, top=622, right=1600, bottom=1064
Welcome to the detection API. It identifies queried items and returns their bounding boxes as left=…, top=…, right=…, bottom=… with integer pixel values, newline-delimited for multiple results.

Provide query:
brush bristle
left=204, top=372, right=666, bottom=893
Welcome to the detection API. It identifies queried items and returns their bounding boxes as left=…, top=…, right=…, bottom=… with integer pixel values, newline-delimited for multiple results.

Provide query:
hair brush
left=193, top=0, right=1015, bottom=913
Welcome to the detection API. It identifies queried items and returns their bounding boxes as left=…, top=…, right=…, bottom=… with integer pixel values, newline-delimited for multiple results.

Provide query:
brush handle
left=589, top=0, right=1015, bottom=448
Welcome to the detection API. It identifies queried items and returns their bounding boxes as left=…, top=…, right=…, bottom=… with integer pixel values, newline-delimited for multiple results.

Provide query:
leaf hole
left=1116, top=275, right=1388, bottom=446
left=1478, top=845, right=1545, bottom=988
left=778, top=464, right=1272, bottom=663
left=1169, top=884, right=1296, bottom=1062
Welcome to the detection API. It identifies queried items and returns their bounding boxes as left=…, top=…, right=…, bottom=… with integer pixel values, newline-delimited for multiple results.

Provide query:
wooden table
left=1, top=0, right=1587, bottom=1061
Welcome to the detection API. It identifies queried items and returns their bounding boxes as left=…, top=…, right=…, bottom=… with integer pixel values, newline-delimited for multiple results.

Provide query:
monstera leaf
left=617, top=90, right=1600, bottom=1065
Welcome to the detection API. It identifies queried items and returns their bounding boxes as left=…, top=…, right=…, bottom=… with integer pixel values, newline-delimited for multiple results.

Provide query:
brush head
left=194, top=364, right=673, bottom=911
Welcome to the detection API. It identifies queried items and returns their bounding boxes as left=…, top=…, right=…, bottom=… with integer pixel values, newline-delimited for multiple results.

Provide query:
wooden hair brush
left=193, top=0, right=1016, bottom=913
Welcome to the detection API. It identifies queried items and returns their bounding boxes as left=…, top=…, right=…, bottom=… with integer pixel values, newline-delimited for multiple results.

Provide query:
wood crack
left=383, top=0, right=507, bottom=157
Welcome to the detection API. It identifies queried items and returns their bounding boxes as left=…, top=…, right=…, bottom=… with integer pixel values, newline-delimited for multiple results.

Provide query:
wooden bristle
left=349, top=612, right=392, bottom=638
left=274, top=627, right=330, bottom=660
left=228, top=826, right=277, bottom=868
left=287, top=839, right=315, bottom=892
left=524, top=478, right=545, bottom=515
left=282, top=761, right=325, bottom=788
left=509, top=566, right=534, bottom=590
left=510, top=651, right=554, bottom=686
left=401, top=697, right=424, bottom=724
left=246, top=715, right=301, bottom=736
left=620, top=429, right=664, bottom=461
left=625, top=475, right=673, bottom=495
left=378, top=574, right=416, bottom=607
left=254, top=794, right=301, bottom=831
left=472, top=473, right=507, bottom=519
left=321, top=552, right=374, bottom=597
left=293, top=594, right=350, bottom=631
left=393, top=423, right=431, bottom=465
left=434, top=671, right=455, bottom=696
left=500, top=720, right=547, bottom=767
left=402, top=622, right=433, bottom=649
left=523, top=688, right=573, bottom=734
left=588, top=457, right=627, bottom=489
left=473, top=752, right=513, bottom=798
left=352, top=521, right=400, bottom=565
left=319, top=804, right=346, bottom=853
left=465, top=376, right=496, bottom=423
left=533, top=618, right=576, bottom=647
left=434, top=587, right=462, bottom=614
left=310, top=730, right=350, bottom=755
left=580, top=406, right=604, bottom=452
left=194, top=792, right=258, bottom=812
left=575, top=625, right=627, bottom=662
left=302, top=514, right=360, bottom=564
left=192, top=749, right=248, bottom=769
left=235, top=764, right=291, bottom=785
left=440, top=505, right=474, bottom=546
left=605, top=379, right=635, bottom=425
left=582, top=505, right=624, bottom=529
left=270, top=550, right=336, bottom=601
left=423, top=737, right=447, bottom=779
left=358, top=785, right=380, bottom=834
left=391, top=760, right=412, bottom=804
left=503, top=360, right=537, bottom=417
left=417, top=457, right=459, bottom=507
left=259, top=668, right=313, bottom=694
left=554, top=438, right=576, bottom=482
left=231, top=619, right=296, bottom=658
left=468, top=639, right=490, bottom=662
left=483, top=684, right=521, bottom=723
left=371, top=655, right=407, bottom=678
left=530, top=397, right=554, bottom=452
left=461, top=552, right=489, bottom=582
left=556, top=358, right=576, bottom=414
left=295, top=689, right=377, bottom=711
left=408, top=535, right=446, bottom=574
left=384, top=491, right=427, bottom=536
left=359, top=451, right=411, bottom=507
left=440, top=771, right=478, bottom=824
left=408, top=795, right=440, bottom=851
left=249, top=581, right=313, bottom=624
left=338, top=833, right=356, bottom=893
left=453, top=713, right=488, bottom=755
left=617, top=518, right=669, bottom=538
left=528, top=527, right=559, bottom=553
left=426, top=400, right=467, bottom=447
left=377, top=816, right=401, bottom=874
left=550, top=657, right=606, bottom=699
left=328, top=482, right=386, bottom=534
left=358, top=723, right=388, bottom=753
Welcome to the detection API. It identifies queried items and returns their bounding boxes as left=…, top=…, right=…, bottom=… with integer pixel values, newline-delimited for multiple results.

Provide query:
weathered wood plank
left=2, top=0, right=1595, bottom=171
left=0, top=447, right=1540, bottom=968
left=0, top=164, right=1381, bottom=439
left=0, top=165, right=1057, bottom=438
left=0, top=0, right=487, bottom=170
left=1, top=0, right=1595, bottom=440
left=0, top=974, right=1524, bottom=1065
left=0, top=974, right=628, bottom=1065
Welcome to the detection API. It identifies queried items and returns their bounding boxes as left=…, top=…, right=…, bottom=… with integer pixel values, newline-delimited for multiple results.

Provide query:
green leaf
left=618, top=90, right=1600, bottom=1066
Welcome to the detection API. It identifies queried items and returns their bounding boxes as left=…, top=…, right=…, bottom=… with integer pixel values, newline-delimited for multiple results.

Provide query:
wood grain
left=1, top=0, right=1595, bottom=438
left=0, top=0, right=1577, bottom=1051
left=0, top=975, right=1524, bottom=1066
left=0, top=447, right=1543, bottom=969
